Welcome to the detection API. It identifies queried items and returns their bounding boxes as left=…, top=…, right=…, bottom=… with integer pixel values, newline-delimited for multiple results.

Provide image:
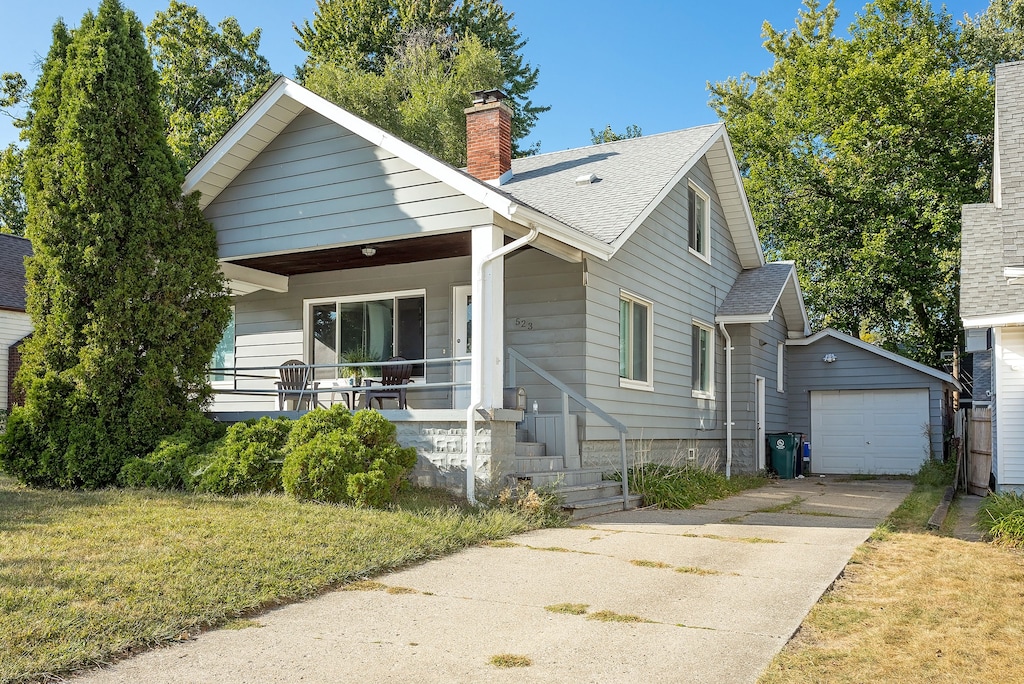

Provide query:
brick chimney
left=465, top=89, right=512, bottom=185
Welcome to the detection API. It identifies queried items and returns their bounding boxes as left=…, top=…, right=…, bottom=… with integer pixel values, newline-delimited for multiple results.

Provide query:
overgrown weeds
left=979, top=492, right=1024, bottom=548
left=876, top=458, right=956, bottom=535
left=612, top=440, right=766, bottom=509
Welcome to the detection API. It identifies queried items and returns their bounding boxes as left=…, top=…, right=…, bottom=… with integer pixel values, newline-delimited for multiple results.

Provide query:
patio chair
left=276, top=360, right=320, bottom=411
left=364, top=356, right=413, bottom=409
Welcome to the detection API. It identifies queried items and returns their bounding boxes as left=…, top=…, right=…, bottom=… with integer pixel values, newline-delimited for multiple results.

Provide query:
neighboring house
left=961, top=60, right=1024, bottom=494
left=188, top=77, right=954, bottom=508
left=0, top=233, right=33, bottom=411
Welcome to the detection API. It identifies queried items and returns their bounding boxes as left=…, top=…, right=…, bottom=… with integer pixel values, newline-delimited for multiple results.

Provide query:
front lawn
left=0, top=475, right=550, bottom=683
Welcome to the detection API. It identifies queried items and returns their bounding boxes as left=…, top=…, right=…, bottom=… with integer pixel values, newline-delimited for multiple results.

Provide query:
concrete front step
left=563, top=494, right=645, bottom=520
left=515, top=456, right=565, bottom=472
left=558, top=481, right=628, bottom=505
left=515, top=468, right=606, bottom=488
left=514, top=441, right=547, bottom=459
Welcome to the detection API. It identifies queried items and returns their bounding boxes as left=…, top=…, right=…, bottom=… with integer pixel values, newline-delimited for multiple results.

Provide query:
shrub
left=979, top=492, right=1024, bottom=548
left=192, top=417, right=292, bottom=495
left=118, top=413, right=226, bottom=490
left=915, top=457, right=956, bottom=488
left=281, top=409, right=416, bottom=507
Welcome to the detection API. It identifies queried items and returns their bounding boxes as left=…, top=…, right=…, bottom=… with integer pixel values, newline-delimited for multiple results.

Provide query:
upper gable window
left=688, top=182, right=710, bottom=262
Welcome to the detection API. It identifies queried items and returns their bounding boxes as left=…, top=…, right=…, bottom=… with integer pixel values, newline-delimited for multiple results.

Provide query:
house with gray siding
left=188, top=77, right=954, bottom=511
left=0, top=234, right=32, bottom=411
left=961, top=60, right=1024, bottom=494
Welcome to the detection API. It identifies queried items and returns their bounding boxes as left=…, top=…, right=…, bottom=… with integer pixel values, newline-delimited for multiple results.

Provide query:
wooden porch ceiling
left=231, top=233, right=483, bottom=276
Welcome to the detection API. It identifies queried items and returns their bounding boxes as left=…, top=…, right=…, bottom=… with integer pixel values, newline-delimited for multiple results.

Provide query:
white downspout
left=466, top=226, right=539, bottom=504
left=718, top=322, right=733, bottom=479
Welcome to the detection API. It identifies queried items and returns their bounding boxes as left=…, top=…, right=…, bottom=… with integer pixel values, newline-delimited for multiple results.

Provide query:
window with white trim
left=619, top=292, right=652, bottom=387
left=777, top=342, right=785, bottom=393
left=688, top=182, right=710, bottom=261
left=307, top=291, right=426, bottom=379
left=210, top=306, right=235, bottom=386
left=691, top=321, right=714, bottom=397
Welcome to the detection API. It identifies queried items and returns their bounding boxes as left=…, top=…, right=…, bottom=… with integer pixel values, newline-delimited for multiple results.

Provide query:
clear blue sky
left=0, top=0, right=993, bottom=153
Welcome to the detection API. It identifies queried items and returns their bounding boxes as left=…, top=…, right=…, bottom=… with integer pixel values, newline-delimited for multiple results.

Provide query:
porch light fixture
left=823, top=353, right=838, bottom=363
left=361, top=246, right=377, bottom=257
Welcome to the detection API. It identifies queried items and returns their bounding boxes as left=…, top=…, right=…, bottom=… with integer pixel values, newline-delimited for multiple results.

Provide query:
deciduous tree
left=2, top=0, right=230, bottom=488
left=295, top=0, right=546, bottom=155
left=710, top=0, right=993, bottom=364
left=146, top=0, right=276, bottom=171
left=589, top=124, right=642, bottom=144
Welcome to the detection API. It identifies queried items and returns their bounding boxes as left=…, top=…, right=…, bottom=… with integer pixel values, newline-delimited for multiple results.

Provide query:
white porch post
left=471, top=224, right=505, bottom=409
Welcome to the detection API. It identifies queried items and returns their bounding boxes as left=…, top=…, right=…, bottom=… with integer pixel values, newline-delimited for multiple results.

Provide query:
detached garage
left=787, top=329, right=956, bottom=475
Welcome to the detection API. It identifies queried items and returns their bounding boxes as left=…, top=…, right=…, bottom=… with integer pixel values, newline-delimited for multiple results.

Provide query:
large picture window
left=307, top=291, right=426, bottom=379
left=692, top=321, right=714, bottom=397
left=619, top=292, right=652, bottom=388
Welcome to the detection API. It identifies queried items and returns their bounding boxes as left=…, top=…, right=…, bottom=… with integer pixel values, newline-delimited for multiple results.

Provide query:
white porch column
left=471, top=224, right=505, bottom=409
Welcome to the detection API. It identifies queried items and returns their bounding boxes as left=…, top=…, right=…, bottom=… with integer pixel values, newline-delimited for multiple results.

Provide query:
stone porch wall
left=393, top=409, right=521, bottom=495
left=581, top=438, right=756, bottom=474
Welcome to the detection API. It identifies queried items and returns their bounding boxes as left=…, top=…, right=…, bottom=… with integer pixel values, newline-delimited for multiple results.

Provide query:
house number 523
left=514, top=318, right=534, bottom=330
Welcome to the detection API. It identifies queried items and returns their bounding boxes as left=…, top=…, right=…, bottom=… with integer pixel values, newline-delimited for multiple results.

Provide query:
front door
left=756, top=376, right=766, bottom=470
left=452, top=285, right=472, bottom=409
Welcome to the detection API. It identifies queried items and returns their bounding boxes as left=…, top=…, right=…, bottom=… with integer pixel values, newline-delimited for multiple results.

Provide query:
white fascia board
left=786, top=327, right=957, bottom=386
left=715, top=313, right=774, bottom=324
left=963, top=312, right=1024, bottom=328
left=780, top=264, right=812, bottom=336
left=606, top=125, right=724, bottom=255
left=509, top=204, right=615, bottom=261
left=220, top=261, right=289, bottom=294
left=281, top=82, right=517, bottom=219
left=183, top=77, right=292, bottom=200
left=719, top=128, right=766, bottom=268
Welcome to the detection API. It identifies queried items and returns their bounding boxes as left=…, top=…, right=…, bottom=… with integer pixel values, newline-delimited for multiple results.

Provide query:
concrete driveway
left=75, top=478, right=910, bottom=684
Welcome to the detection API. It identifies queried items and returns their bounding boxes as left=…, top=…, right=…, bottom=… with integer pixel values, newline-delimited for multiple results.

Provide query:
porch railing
left=506, top=347, right=631, bottom=509
left=209, top=356, right=471, bottom=407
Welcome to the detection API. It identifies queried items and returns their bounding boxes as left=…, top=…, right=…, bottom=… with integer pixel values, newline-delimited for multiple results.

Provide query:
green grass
left=0, top=475, right=551, bottom=683
left=875, top=458, right=956, bottom=535
left=979, top=492, right=1024, bottom=548
left=585, top=610, right=652, bottom=623
left=612, top=464, right=767, bottom=509
left=544, top=603, right=589, bottom=615
left=489, top=653, right=532, bottom=668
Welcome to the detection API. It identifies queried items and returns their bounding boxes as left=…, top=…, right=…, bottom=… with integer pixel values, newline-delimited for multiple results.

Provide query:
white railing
left=507, top=348, right=631, bottom=509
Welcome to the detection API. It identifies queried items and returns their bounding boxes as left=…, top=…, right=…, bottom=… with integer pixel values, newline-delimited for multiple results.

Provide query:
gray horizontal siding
left=730, top=315, right=790, bottom=438
left=206, top=110, right=490, bottom=259
left=583, top=156, right=743, bottom=441
left=787, top=337, right=948, bottom=459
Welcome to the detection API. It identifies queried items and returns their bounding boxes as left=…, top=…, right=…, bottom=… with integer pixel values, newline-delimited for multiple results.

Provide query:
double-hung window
left=688, top=182, right=710, bottom=262
left=691, top=321, right=714, bottom=398
left=619, top=291, right=652, bottom=389
left=307, top=291, right=426, bottom=379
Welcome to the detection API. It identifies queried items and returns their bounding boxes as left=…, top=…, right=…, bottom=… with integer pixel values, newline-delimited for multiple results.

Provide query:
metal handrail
left=507, top=347, right=631, bottom=509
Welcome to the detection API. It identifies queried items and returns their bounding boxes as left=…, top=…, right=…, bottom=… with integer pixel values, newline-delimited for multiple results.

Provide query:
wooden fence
left=968, top=406, right=992, bottom=496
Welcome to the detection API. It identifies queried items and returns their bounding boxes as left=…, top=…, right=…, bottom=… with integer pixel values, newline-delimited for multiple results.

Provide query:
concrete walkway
left=953, top=493, right=986, bottom=541
left=75, top=478, right=910, bottom=684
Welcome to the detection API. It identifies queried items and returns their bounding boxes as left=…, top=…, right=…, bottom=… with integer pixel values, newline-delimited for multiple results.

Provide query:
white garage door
left=811, top=389, right=930, bottom=475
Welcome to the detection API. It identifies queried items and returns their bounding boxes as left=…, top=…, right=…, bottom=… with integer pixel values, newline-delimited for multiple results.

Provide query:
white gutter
left=719, top=322, right=734, bottom=479
left=466, top=226, right=539, bottom=504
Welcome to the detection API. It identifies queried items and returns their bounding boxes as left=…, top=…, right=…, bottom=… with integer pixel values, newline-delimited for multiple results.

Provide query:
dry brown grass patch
left=630, top=559, right=672, bottom=568
left=544, top=603, right=589, bottom=615
left=675, top=566, right=721, bottom=576
left=489, top=653, right=532, bottom=668
left=760, top=533, right=1024, bottom=683
left=586, top=610, right=652, bottom=623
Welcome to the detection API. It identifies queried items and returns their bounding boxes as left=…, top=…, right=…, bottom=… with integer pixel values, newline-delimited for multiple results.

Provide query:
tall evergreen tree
left=2, top=0, right=230, bottom=488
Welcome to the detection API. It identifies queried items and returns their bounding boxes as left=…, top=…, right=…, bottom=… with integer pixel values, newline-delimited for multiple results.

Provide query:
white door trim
left=755, top=376, right=766, bottom=470
left=452, top=285, right=472, bottom=409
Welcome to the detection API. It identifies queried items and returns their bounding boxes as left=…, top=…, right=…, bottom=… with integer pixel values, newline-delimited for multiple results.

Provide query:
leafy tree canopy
left=304, top=30, right=503, bottom=166
left=295, top=0, right=546, bottom=155
left=590, top=124, right=642, bottom=144
left=146, top=0, right=276, bottom=171
left=710, top=0, right=993, bottom=364
left=961, top=0, right=1024, bottom=73
left=0, top=144, right=25, bottom=234
left=3, top=0, right=230, bottom=489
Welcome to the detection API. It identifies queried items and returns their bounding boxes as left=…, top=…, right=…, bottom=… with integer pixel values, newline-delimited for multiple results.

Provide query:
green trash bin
left=767, top=433, right=799, bottom=479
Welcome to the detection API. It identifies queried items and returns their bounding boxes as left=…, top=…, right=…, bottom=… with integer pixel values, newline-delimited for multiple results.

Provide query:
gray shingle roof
left=503, top=125, right=722, bottom=244
left=0, top=234, right=31, bottom=311
left=717, top=263, right=794, bottom=318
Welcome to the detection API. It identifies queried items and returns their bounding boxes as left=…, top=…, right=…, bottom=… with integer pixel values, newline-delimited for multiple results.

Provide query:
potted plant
left=339, top=348, right=378, bottom=386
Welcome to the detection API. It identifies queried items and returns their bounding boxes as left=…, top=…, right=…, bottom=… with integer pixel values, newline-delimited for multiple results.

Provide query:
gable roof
left=786, top=328, right=957, bottom=386
left=184, top=78, right=765, bottom=267
left=0, top=234, right=31, bottom=312
left=715, top=261, right=810, bottom=337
